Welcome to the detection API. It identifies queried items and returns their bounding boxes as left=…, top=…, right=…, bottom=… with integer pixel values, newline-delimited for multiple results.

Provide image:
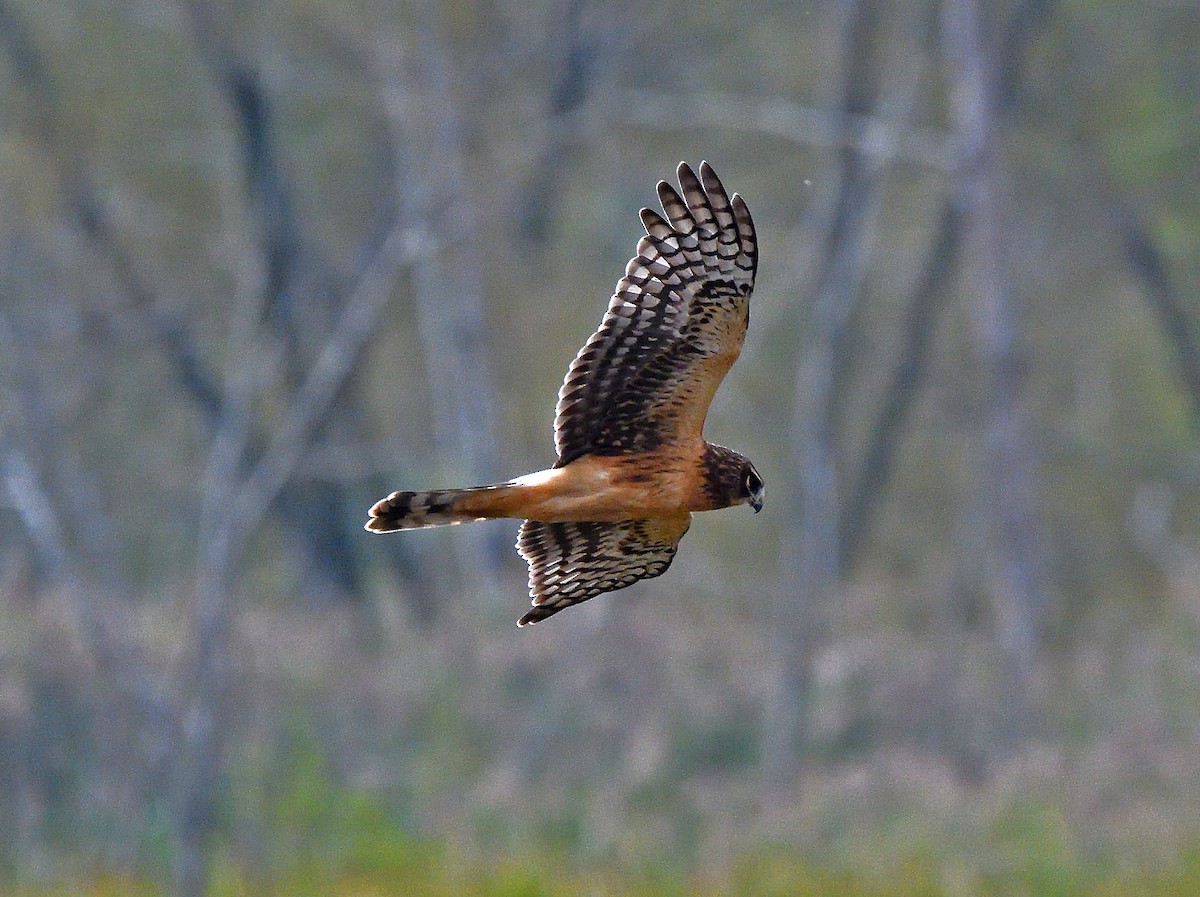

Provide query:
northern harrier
left=366, top=161, right=762, bottom=626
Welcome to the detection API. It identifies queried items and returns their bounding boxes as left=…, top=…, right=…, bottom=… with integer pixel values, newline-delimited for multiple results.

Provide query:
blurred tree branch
left=1104, top=174, right=1200, bottom=423
left=941, top=0, right=1047, bottom=744
left=517, top=0, right=598, bottom=241
left=0, top=297, right=177, bottom=860
left=839, top=203, right=962, bottom=568
left=176, top=214, right=433, bottom=897
left=0, top=444, right=70, bottom=581
left=0, top=296, right=125, bottom=587
left=1, top=0, right=431, bottom=607
left=373, top=18, right=509, bottom=579
left=0, top=0, right=223, bottom=420
left=766, top=0, right=1059, bottom=778
left=224, top=223, right=439, bottom=550
left=168, top=21, right=449, bottom=892
left=764, top=0, right=894, bottom=783
left=180, top=0, right=382, bottom=601
left=615, top=89, right=954, bottom=172
left=839, top=0, right=1058, bottom=573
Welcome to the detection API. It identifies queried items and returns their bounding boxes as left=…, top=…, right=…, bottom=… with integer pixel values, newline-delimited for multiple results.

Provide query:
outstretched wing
left=553, top=161, right=757, bottom=466
left=515, top=514, right=692, bottom=625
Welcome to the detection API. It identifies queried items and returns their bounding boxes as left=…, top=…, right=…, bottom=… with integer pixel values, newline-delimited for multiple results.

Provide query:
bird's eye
left=745, top=470, right=762, bottom=494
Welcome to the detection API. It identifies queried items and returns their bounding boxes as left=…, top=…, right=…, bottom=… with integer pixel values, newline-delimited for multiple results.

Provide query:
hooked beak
left=750, top=487, right=764, bottom=514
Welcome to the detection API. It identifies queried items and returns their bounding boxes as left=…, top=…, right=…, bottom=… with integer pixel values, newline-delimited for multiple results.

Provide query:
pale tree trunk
left=0, top=7, right=445, bottom=883
left=0, top=0, right=440, bottom=611
left=839, top=0, right=1058, bottom=573
left=1094, top=151, right=1200, bottom=423
left=374, top=13, right=508, bottom=590
left=838, top=204, right=962, bottom=569
left=516, top=0, right=597, bottom=242
left=171, top=213, right=430, bottom=896
left=763, top=0, right=886, bottom=785
left=763, top=0, right=939, bottom=783
left=0, top=301, right=178, bottom=870
left=941, top=0, right=1047, bottom=747
left=182, top=0, right=386, bottom=602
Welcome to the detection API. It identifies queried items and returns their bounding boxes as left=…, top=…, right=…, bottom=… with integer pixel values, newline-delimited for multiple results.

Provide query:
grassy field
left=7, top=842, right=1200, bottom=897
left=8, top=771, right=1200, bottom=897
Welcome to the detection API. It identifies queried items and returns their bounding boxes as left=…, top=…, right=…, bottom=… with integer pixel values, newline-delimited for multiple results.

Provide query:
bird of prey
left=366, top=161, right=762, bottom=626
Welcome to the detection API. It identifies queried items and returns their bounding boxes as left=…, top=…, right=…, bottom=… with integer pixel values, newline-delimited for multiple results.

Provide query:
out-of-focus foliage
left=0, top=0, right=1198, bottom=893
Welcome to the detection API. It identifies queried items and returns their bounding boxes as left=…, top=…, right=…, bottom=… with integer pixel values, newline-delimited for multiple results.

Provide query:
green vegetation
left=10, top=811, right=1200, bottom=897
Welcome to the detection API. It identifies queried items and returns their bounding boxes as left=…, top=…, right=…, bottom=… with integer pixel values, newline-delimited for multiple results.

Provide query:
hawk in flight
left=366, top=161, right=762, bottom=626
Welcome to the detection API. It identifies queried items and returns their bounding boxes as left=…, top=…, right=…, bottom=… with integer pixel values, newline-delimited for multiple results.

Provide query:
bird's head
left=704, top=445, right=765, bottom=513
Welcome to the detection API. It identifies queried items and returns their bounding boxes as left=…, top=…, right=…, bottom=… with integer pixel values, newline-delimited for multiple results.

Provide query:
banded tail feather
left=364, top=483, right=518, bottom=532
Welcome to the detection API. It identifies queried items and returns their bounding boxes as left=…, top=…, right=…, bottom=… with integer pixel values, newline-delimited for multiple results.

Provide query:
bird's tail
left=364, top=483, right=520, bottom=533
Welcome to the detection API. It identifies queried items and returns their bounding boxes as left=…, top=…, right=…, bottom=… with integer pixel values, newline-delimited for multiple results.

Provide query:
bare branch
left=516, top=0, right=599, bottom=242
left=765, top=0, right=904, bottom=783
left=839, top=203, right=963, bottom=568
left=0, top=445, right=71, bottom=579
left=994, top=0, right=1057, bottom=112
left=941, top=0, right=1047, bottom=744
left=612, top=89, right=954, bottom=172
left=373, top=25, right=510, bottom=574
left=839, top=0, right=1060, bottom=571
left=228, top=222, right=436, bottom=551
left=1107, top=183, right=1200, bottom=422
left=0, top=0, right=222, bottom=421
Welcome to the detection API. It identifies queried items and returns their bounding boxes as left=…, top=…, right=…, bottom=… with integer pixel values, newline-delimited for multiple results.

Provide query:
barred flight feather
left=553, top=161, right=757, bottom=466
left=516, top=516, right=691, bottom=626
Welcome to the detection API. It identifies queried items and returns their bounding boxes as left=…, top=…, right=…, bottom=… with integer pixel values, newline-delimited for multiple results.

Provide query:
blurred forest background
left=1, top=0, right=1198, bottom=894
